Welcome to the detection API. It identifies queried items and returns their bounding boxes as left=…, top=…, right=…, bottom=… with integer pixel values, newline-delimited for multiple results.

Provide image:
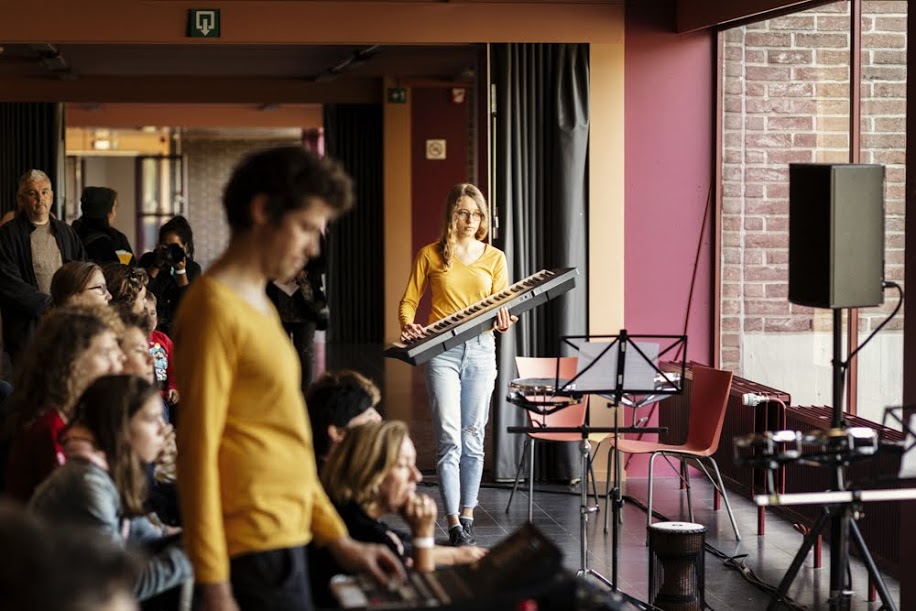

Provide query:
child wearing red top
left=145, top=292, right=179, bottom=406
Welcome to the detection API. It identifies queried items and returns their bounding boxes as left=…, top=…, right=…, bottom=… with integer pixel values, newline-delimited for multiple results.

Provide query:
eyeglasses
left=455, top=209, right=484, bottom=222
left=86, top=284, right=109, bottom=296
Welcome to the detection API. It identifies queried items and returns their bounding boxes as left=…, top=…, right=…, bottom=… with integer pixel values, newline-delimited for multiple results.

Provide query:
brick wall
left=183, top=137, right=302, bottom=270
left=720, top=1, right=907, bottom=378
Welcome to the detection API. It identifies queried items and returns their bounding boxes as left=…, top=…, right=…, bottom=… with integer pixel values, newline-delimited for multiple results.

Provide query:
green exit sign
left=188, top=9, right=220, bottom=38
left=387, top=87, right=407, bottom=104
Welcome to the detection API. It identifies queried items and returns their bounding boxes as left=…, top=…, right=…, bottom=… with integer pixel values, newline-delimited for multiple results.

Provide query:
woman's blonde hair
left=437, top=183, right=488, bottom=269
left=321, top=420, right=409, bottom=515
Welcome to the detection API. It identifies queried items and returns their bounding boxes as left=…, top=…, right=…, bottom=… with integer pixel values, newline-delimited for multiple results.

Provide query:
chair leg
left=646, top=452, right=661, bottom=544
left=706, top=457, right=741, bottom=541
left=587, top=453, right=600, bottom=509
left=682, top=457, right=694, bottom=523
left=604, top=443, right=613, bottom=533
left=505, top=437, right=530, bottom=514
left=615, top=442, right=623, bottom=526
left=528, top=439, right=537, bottom=522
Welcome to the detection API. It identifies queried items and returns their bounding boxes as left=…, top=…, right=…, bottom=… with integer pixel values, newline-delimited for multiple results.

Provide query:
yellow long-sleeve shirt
left=399, top=242, right=508, bottom=327
left=173, top=276, right=346, bottom=584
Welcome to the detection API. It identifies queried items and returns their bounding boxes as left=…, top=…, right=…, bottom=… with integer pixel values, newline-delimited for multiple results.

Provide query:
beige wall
left=587, top=32, right=627, bottom=482
left=383, top=79, right=415, bottom=423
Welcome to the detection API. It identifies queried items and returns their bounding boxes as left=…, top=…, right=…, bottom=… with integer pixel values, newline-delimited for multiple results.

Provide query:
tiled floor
left=410, top=477, right=900, bottom=610
left=323, top=342, right=901, bottom=610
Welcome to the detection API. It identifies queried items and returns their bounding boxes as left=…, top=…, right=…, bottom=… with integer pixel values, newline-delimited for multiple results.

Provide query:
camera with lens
left=160, top=243, right=186, bottom=267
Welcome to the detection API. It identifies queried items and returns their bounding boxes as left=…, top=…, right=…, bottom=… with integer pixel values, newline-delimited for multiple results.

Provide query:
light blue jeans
left=425, top=332, right=497, bottom=517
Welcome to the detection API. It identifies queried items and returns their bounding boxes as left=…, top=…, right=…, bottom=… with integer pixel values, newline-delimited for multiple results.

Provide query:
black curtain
left=0, top=103, right=63, bottom=216
left=490, top=44, right=590, bottom=481
left=323, top=104, right=384, bottom=344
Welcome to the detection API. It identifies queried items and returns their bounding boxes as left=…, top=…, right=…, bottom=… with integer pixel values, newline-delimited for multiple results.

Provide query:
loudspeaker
left=788, top=163, right=885, bottom=309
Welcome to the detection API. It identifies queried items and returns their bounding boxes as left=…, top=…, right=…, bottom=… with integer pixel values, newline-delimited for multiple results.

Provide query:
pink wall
left=624, top=0, right=716, bottom=475
left=409, top=87, right=472, bottom=324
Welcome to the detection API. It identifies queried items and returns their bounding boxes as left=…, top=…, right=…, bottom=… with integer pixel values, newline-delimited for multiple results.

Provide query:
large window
left=720, top=1, right=906, bottom=424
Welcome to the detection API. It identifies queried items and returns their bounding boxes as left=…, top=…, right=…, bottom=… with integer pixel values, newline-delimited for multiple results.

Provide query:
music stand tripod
left=508, top=390, right=670, bottom=606
left=560, top=330, right=686, bottom=605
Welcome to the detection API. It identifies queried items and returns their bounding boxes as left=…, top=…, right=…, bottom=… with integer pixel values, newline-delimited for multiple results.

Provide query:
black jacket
left=72, top=217, right=133, bottom=265
left=0, top=214, right=86, bottom=359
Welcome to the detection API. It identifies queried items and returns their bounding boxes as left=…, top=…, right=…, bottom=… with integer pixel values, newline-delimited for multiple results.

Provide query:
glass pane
left=856, top=0, right=907, bottom=425
left=721, top=2, right=851, bottom=407
left=140, top=157, right=161, bottom=214
left=138, top=216, right=165, bottom=256
left=170, top=156, right=186, bottom=216
left=138, top=156, right=186, bottom=215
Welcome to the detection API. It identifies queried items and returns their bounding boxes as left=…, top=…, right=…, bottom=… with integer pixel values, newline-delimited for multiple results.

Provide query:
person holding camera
left=144, top=216, right=201, bottom=336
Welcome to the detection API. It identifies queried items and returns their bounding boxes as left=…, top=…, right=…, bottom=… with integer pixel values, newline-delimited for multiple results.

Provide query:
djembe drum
left=647, top=522, right=706, bottom=611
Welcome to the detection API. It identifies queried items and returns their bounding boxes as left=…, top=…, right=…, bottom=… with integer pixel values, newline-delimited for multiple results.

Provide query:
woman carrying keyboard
left=398, top=183, right=517, bottom=547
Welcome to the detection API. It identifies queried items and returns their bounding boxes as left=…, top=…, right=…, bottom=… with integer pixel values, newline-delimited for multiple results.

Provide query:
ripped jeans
left=425, top=332, right=497, bottom=517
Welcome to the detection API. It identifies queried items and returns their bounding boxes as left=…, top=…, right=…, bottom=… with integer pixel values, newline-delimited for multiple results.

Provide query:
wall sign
left=426, top=139, right=446, bottom=160
left=188, top=9, right=220, bottom=38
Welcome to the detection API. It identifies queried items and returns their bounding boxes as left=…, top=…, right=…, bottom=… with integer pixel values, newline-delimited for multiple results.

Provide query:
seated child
left=144, top=292, right=179, bottom=408
left=119, top=310, right=179, bottom=526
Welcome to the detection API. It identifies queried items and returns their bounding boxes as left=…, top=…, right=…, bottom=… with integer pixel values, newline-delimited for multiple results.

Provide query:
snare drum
left=733, top=430, right=802, bottom=469
left=507, top=377, right=579, bottom=415
left=800, top=426, right=879, bottom=463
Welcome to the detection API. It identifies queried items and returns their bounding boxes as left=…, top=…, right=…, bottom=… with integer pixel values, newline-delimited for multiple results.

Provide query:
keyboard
left=330, top=522, right=566, bottom=609
left=385, top=267, right=579, bottom=366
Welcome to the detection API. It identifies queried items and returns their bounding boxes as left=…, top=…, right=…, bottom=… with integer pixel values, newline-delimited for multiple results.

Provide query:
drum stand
left=762, top=460, right=898, bottom=611
left=767, top=310, right=897, bottom=611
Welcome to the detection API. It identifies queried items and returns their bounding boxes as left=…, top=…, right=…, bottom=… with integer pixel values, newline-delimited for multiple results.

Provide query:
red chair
left=505, top=356, right=598, bottom=521
left=610, top=365, right=741, bottom=540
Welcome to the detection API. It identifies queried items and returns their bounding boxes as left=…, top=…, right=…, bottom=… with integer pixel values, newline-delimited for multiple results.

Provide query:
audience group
left=0, top=152, right=485, bottom=611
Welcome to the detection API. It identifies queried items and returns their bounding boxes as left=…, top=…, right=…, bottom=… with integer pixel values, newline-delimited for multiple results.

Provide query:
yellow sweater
left=399, top=242, right=508, bottom=327
left=173, top=276, right=346, bottom=584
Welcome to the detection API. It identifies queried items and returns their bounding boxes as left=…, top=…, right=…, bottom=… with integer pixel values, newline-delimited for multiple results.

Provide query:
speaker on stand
left=774, top=163, right=897, bottom=611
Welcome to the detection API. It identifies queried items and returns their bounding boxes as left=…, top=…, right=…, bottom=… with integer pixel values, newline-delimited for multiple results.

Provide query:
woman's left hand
left=494, top=307, right=518, bottom=333
left=451, top=545, right=488, bottom=564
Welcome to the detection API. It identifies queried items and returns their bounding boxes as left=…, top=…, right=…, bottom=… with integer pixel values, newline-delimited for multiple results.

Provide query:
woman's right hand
left=400, top=323, right=426, bottom=343
left=402, top=493, right=437, bottom=536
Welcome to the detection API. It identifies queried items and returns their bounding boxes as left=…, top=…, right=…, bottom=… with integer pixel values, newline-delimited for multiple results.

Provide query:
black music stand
left=558, top=330, right=687, bottom=597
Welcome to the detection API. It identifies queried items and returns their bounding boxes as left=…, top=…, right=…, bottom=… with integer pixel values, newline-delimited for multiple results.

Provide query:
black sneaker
left=448, top=524, right=473, bottom=547
left=458, top=517, right=476, bottom=545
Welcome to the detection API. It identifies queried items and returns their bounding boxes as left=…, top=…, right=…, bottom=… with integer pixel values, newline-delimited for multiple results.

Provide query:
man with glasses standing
left=0, top=170, right=86, bottom=362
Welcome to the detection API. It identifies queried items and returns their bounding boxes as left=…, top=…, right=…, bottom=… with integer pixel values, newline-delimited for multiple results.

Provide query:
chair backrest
left=515, top=357, right=587, bottom=427
left=685, top=366, right=734, bottom=453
